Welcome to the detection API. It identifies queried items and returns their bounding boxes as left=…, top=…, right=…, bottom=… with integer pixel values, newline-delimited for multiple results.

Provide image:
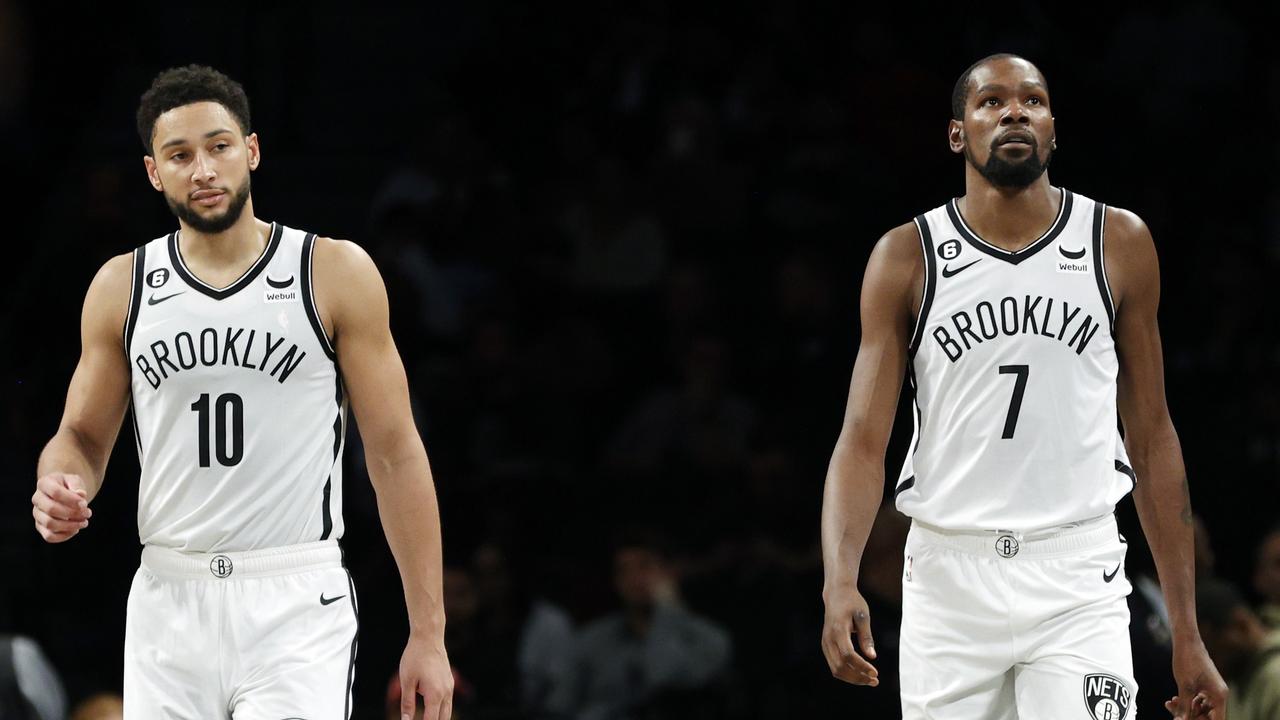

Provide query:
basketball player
left=29, top=65, right=452, bottom=720
left=819, top=54, right=1228, bottom=719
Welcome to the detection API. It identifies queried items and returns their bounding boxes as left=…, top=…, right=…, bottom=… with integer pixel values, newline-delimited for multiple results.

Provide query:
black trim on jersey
left=1115, top=459, right=1136, bottom=488
left=907, top=363, right=924, bottom=458
left=894, top=476, right=916, bottom=498
left=1092, top=203, right=1117, bottom=333
left=907, top=215, right=936, bottom=358
left=321, top=377, right=346, bottom=542
left=130, top=404, right=143, bottom=462
left=301, top=233, right=338, bottom=361
left=343, top=569, right=360, bottom=720
left=946, top=188, right=1073, bottom=265
left=167, top=222, right=282, bottom=300
left=124, top=245, right=146, bottom=354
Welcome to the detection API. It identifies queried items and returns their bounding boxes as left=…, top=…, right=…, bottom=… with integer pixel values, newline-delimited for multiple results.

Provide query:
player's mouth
left=191, top=189, right=227, bottom=207
left=997, top=133, right=1035, bottom=147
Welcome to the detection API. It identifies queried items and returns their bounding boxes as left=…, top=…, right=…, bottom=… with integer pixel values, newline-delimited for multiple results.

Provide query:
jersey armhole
left=123, top=245, right=146, bottom=356
left=1092, top=203, right=1117, bottom=333
left=907, top=215, right=936, bottom=358
left=301, top=233, right=338, bottom=361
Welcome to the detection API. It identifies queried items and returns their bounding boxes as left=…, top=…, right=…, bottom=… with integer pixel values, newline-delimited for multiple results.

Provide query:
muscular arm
left=1107, top=207, right=1226, bottom=716
left=820, top=222, right=920, bottom=684
left=313, top=238, right=453, bottom=719
left=33, top=254, right=133, bottom=541
left=315, top=238, right=445, bottom=637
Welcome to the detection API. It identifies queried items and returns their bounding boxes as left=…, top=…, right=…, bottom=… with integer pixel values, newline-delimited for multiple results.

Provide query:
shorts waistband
left=909, top=514, right=1118, bottom=559
left=140, top=540, right=342, bottom=580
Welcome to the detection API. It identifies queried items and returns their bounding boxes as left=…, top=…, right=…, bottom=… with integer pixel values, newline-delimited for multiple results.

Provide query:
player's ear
left=143, top=155, right=164, bottom=192
left=246, top=133, right=261, bottom=171
left=948, top=119, right=965, bottom=154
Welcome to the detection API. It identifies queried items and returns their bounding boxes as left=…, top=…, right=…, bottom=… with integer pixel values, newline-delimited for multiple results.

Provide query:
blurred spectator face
left=1254, top=531, right=1280, bottom=603
left=71, top=693, right=124, bottom=720
left=471, top=543, right=512, bottom=608
left=614, top=546, right=668, bottom=610
left=1200, top=609, right=1262, bottom=681
left=1193, top=514, right=1216, bottom=579
left=443, top=567, right=478, bottom=623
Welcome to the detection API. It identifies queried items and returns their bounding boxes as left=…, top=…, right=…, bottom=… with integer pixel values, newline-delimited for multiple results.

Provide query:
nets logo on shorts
left=209, top=555, right=234, bottom=578
left=995, top=535, right=1019, bottom=558
left=1083, top=673, right=1130, bottom=720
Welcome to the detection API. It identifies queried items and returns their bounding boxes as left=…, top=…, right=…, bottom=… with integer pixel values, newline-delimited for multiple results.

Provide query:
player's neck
left=177, top=203, right=269, bottom=269
left=957, top=175, right=1059, bottom=252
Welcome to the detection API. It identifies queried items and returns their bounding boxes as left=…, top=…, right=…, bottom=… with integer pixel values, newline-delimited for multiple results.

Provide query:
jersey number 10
left=190, top=393, right=244, bottom=467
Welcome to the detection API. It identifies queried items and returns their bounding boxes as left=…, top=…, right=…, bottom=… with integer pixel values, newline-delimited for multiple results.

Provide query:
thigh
left=124, top=568, right=229, bottom=720
left=228, top=567, right=359, bottom=720
left=1014, top=594, right=1137, bottom=720
left=900, top=530, right=1017, bottom=720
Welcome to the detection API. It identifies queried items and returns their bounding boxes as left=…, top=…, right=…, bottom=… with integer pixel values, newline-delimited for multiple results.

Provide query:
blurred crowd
left=2, top=1, right=1278, bottom=718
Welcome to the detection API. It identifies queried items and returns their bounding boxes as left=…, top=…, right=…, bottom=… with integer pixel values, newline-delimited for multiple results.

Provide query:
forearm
left=821, top=439, right=885, bottom=595
left=369, top=440, right=446, bottom=640
left=1130, top=426, right=1198, bottom=638
left=36, top=427, right=108, bottom=499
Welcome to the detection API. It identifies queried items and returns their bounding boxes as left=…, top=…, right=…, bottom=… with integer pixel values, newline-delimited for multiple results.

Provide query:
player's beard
left=166, top=174, right=252, bottom=234
left=966, top=138, right=1052, bottom=189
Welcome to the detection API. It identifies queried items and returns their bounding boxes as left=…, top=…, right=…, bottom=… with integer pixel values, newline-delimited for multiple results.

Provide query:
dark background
left=2, top=1, right=1277, bottom=718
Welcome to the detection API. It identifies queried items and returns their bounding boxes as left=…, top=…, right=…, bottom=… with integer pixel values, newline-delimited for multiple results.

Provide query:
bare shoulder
left=1103, top=206, right=1156, bottom=255
left=862, top=220, right=924, bottom=321
left=869, top=220, right=925, bottom=269
left=310, top=237, right=388, bottom=333
left=83, top=252, right=136, bottom=337
left=1102, top=206, right=1159, bottom=309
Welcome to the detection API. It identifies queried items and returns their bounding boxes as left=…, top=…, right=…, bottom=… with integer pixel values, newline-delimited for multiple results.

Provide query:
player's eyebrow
left=975, top=81, right=1047, bottom=97
left=159, top=128, right=235, bottom=151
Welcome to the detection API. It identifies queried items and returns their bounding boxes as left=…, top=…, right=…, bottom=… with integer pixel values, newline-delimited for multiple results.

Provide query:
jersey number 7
left=997, top=365, right=1029, bottom=439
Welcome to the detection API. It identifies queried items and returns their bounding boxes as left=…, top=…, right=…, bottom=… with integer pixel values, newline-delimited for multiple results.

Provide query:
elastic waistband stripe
left=140, top=540, right=342, bottom=580
left=910, top=514, right=1117, bottom=558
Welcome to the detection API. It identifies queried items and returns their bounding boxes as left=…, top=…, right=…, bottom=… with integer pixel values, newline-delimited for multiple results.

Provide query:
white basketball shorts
left=900, top=513, right=1137, bottom=720
left=123, top=540, right=360, bottom=719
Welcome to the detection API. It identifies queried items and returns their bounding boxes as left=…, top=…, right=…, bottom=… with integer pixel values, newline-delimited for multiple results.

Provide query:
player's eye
left=1027, top=97, right=1042, bottom=105
left=983, top=97, right=1000, bottom=106
left=171, top=153, right=187, bottom=161
left=213, top=143, right=229, bottom=151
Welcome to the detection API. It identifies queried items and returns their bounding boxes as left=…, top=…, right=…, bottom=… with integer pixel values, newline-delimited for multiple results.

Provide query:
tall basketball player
left=819, top=54, right=1228, bottom=719
left=30, top=65, right=452, bottom=720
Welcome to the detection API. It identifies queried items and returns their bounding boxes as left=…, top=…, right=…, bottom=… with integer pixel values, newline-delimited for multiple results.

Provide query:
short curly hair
left=136, top=65, right=251, bottom=153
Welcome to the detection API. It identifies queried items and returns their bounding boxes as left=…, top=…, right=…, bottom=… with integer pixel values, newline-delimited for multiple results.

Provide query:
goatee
left=167, top=175, right=252, bottom=234
left=966, top=139, right=1052, bottom=189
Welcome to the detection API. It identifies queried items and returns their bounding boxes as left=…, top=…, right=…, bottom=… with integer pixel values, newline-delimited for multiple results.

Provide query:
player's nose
left=190, top=152, right=216, bottom=182
left=1000, top=103, right=1032, bottom=125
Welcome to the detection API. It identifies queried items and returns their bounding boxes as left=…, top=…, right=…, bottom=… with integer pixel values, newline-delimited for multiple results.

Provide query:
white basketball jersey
left=124, top=223, right=347, bottom=552
left=894, top=188, right=1134, bottom=532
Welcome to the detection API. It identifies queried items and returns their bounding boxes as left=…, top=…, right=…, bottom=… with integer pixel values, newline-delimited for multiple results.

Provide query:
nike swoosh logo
left=147, top=291, right=185, bottom=305
left=266, top=275, right=295, bottom=289
left=320, top=593, right=346, bottom=606
left=1103, top=563, right=1121, bottom=583
left=1059, top=246, right=1086, bottom=260
left=941, top=259, right=981, bottom=278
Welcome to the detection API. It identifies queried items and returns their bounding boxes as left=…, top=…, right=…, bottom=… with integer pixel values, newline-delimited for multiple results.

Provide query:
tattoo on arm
left=1180, top=475, right=1193, bottom=525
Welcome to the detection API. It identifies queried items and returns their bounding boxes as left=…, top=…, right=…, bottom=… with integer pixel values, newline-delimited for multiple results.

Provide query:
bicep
left=1111, top=213, right=1174, bottom=442
left=59, top=256, right=133, bottom=453
left=323, top=242, right=418, bottom=455
left=839, top=229, right=918, bottom=454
